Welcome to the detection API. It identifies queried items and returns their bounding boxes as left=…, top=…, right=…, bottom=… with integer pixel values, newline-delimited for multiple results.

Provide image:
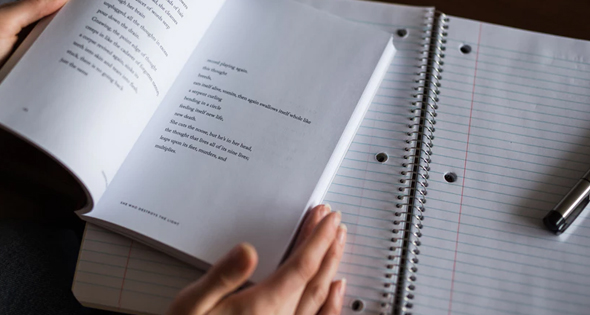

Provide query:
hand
left=0, top=0, right=68, bottom=67
left=168, top=204, right=348, bottom=315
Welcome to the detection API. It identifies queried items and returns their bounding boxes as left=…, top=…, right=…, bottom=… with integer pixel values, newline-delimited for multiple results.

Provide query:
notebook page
left=73, top=225, right=203, bottom=314
left=413, top=18, right=590, bottom=315
left=74, top=1, right=433, bottom=313
left=297, top=2, right=434, bottom=313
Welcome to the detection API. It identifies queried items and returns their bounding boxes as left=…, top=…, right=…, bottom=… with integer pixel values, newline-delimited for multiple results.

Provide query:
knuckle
left=250, top=297, right=272, bottom=314
left=0, top=19, right=17, bottom=36
left=215, top=271, right=234, bottom=289
left=293, top=255, right=318, bottom=282
left=328, top=243, right=340, bottom=258
left=308, top=283, right=329, bottom=308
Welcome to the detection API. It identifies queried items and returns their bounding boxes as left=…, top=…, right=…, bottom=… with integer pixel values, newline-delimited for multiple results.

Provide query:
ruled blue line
left=426, top=186, right=552, bottom=211
left=441, top=92, right=590, bottom=117
left=446, top=52, right=590, bottom=76
left=428, top=176, right=563, bottom=198
left=444, top=60, right=590, bottom=82
left=335, top=173, right=403, bottom=187
left=434, top=130, right=590, bottom=159
left=76, top=270, right=185, bottom=290
left=426, top=203, right=590, bottom=230
left=419, top=252, right=590, bottom=289
left=360, top=116, right=410, bottom=127
left=338, top=270, right=396, bottom=285
left=444, top=75, right=590, bottom=99
left=431, top=152, right=582, bottom=178
left=341, top=220, right=393, bottom=234
left=75, top=280, right=174, bottom=300
left=442, top=83, right=590, bottom=112
left=345, top=18, right=426, bottom=30
left=358, top=124, right=408, bottom=135
left=444, top=67, right=590, bottom=92
left=419, top=239, right=590, bottom=277
left=438, top=98, right=590, bottom=125
left=412, top=300, right=471, bottom=315
left=421, top=230, right=590, bottom=268
left=430, top=161, right=574, bottom=187
left=435, top=102, right=590, bottom=138
left=446, top=37, right=590, bottom=68
left=418, top=261, right=590, bottom=298
left=337, top=165, right=399, bottom=177
left=343, top=249, right=391, bottom=262
left=417, top=280, right=584, bottom=315
left=421, top=223, right=590, bottom=256
left=434, top=140, right=589, bottom=169
left=81, top=249, right=194, bottom=269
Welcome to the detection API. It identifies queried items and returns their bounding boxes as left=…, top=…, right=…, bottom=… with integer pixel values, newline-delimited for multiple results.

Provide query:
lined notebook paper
left=73, top=2, right=435, bottom=314
left=414, top=18, right=590, bottom=315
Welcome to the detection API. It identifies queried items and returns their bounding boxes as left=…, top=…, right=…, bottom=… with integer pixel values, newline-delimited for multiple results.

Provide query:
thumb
left=167, top=243, right=258, bottom=315
left=0, top=0, right=69, bottom=36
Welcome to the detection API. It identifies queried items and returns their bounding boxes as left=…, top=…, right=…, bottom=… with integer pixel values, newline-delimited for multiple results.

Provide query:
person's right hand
left=167, top=204, right=347, bottom=315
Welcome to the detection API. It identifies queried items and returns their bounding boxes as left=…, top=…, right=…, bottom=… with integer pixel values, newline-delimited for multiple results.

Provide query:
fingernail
left=319, top=204, right=330, bottom=217
left=337, top=224, right=347, bottom=245
left=334, top=211, right=342, bottom=227
left=339, top=278, right=347, bottom=297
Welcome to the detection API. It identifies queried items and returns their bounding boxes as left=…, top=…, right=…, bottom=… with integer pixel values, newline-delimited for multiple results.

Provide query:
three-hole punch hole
left=351, top=299, right=365, bottom=312
left=460, top=44, right=472, bottom=54
left=444, top=172, right=457, bottom=183
left=375, top=152, right=389, bottom=163
left=396, top=28, right=408, bottom=38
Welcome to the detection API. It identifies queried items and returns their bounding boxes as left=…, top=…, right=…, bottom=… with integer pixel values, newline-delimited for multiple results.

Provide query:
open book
left=0, top=0, right=395, bottom=282
left=74, top=0, right=590, bottom=314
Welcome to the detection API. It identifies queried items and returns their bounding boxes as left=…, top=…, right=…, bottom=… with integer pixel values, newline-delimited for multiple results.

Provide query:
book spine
left=392, top=11, right=449, bottom=315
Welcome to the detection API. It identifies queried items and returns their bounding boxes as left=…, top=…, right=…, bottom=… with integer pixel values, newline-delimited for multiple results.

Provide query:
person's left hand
left=0, top=0, right=69, bottom=67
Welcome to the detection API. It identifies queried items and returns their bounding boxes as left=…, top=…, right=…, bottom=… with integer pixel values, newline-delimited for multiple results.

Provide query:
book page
left=0, top=0, right=225, bottom=203
left=84, top=0, right=393, bottom=282
left=74, top=1, right=435, bottom=313
left=414, top=18, right=590, bottom=315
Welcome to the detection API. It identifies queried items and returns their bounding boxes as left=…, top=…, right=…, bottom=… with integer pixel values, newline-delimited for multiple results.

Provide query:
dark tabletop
left=1, top=0, right=589, bottom=219
left=381, top=0, right=590, bottom=41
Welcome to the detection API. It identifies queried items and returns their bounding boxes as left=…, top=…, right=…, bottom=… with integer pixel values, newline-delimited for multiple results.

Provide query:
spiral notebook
left=73, top=0, right=590, bottom=314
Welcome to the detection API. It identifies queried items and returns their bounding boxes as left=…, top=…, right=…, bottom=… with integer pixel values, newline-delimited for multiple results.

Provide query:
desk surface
left=1, top=0, right=589, bottom=218
left=380, top=0, right=590, bottom=41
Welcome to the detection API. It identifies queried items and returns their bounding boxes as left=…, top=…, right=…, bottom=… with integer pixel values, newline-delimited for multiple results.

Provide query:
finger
left=0, top=0, right=69, bottom=36
left=295, top=223, right=347, bottom=315
left=293, top=204, right=331, bottom=250
left=260, top=211, right=342, bottom=301
left=318, top=279, right=346, bottom=315
left=166, top=243, right=257, bottom=315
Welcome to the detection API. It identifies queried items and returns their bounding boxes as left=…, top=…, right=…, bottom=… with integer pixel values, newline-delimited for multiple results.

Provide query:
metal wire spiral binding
left=389, top=11, right=449, bottom=315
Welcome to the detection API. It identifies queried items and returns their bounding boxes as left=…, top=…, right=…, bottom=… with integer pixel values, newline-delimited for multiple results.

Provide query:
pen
left=543, top=169, right=590, bottom=234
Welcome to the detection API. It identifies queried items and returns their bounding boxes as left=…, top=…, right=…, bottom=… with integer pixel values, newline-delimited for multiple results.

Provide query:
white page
left=413, top=18, right=590, bottom=315
left=74, top=1, right=432, bottom=313
left=0, top=0, right=225, bottom=204
left=84, top=0, right=393, bottom=282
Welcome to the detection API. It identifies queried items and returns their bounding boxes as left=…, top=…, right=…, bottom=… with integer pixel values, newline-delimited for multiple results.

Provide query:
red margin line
left=118, top=240, right=134, bottom=309
left=447, top=22, right=483, bottom=315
